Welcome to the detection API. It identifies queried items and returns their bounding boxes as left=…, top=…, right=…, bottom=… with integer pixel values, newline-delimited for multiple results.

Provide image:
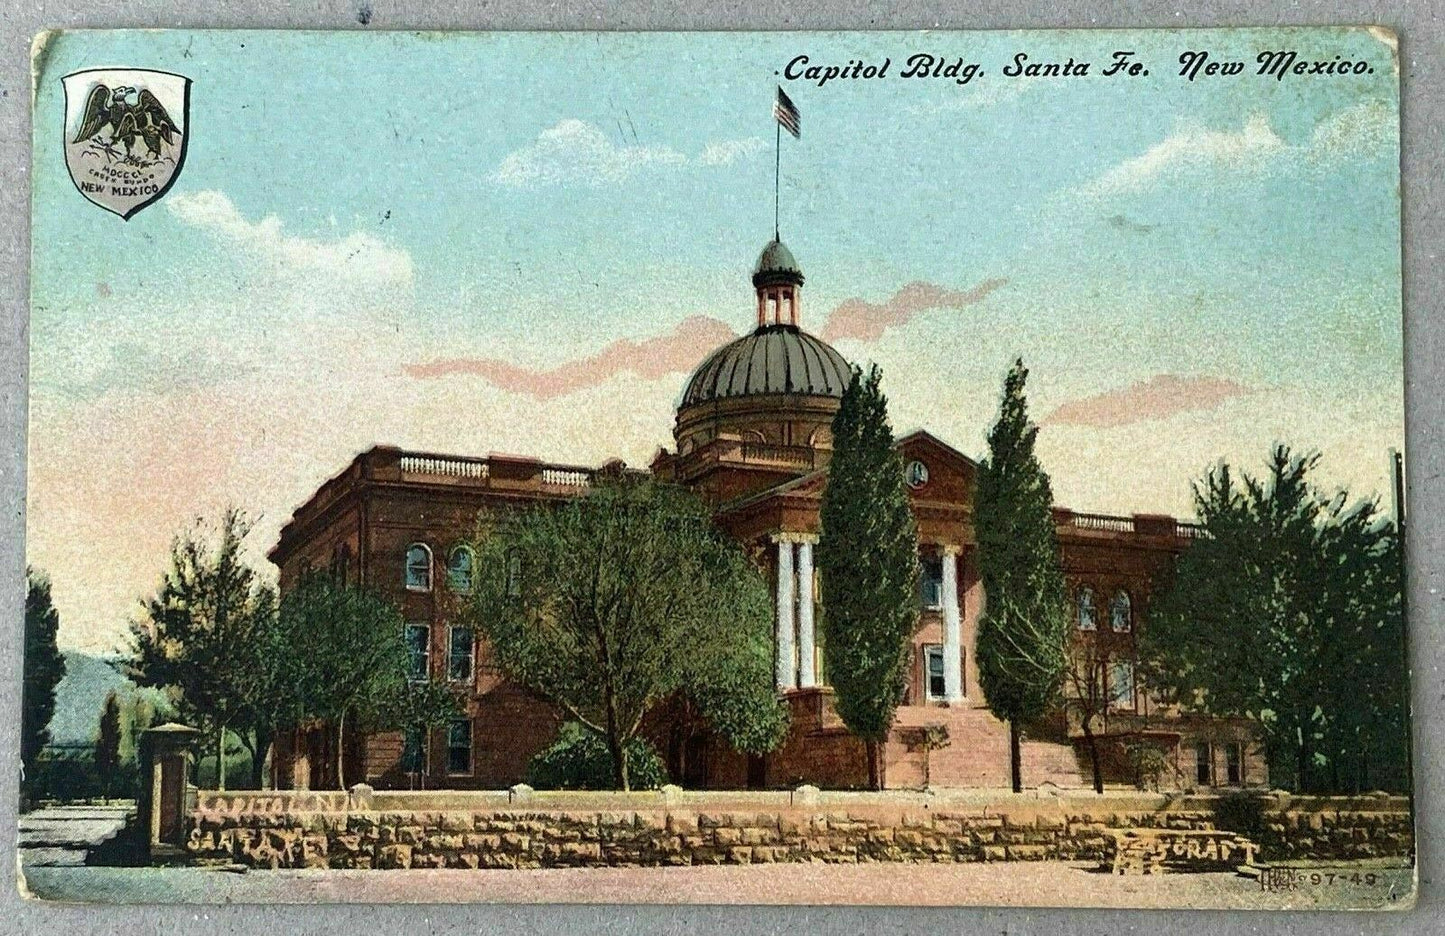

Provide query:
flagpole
left=774, top=118, right=781, bottom=241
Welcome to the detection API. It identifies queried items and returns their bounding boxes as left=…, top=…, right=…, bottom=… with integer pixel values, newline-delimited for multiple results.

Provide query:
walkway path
left=19, top=804, right=134, bottom=868
left=20, top=860, right=1414, bottom=909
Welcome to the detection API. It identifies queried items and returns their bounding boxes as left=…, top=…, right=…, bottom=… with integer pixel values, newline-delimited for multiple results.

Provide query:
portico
left=773, top=532, right=819, bottom=690
left=940, top=544, right=964, bottom=703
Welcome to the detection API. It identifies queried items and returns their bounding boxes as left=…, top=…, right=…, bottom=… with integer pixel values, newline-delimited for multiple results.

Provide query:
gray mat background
left=0, top=2, right=1439, bottom=933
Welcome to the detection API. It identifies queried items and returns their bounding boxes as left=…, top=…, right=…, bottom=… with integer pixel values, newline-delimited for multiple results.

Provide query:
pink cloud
left=403, top=315, right=737, bottom=400
left=403, top=278, right=1007, bottom=399
left=1044, top=374, right=1256, bottom=428
left=820, top=278, right=1008, bottom=343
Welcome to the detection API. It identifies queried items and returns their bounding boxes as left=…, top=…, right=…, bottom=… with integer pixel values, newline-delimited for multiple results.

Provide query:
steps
left=892, top=704, right=1088, bottom=790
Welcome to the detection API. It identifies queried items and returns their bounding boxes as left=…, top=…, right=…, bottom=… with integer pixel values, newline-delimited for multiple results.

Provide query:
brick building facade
left=268, top=239, right=1266, bottom=793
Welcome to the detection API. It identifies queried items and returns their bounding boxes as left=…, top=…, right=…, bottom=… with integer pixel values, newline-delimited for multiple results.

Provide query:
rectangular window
left=1109, top=659, right=1135, bottom=708
left=401, top=726, right=426, bottom=775
left=1195, top=742, right=1213, bottom=786
left=448, top=626, right=474, bottom=682
left=405, top=623, right=430, bottom=681
left=447, top=719, right=473, bottom=775
left=920, top=555, right=944, bottom=610
left=1077, top=589, right=1097, bottom=630
left=1226, top=742, right=1243, bottom=785
left=924, top=645, right=946, bottom=701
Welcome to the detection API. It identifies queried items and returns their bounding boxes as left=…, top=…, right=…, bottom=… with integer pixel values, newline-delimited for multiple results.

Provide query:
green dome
left=681, top=324, right=851, bottom=406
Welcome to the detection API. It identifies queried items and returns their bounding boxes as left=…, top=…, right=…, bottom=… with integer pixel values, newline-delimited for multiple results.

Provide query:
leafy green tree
left=118, top=692, right=170, bottom=771
left=464, top=478, right=787, bottom=790
left=95, top=691, right=123, bottom=802
left=126, top=509, right=273, bottom=790
left=974, top=359, right=1069, bottom=793
left=1141, top=446, right=1409, bottom=793
left=526, top=722, right=668, bottom=791
left=278, top=573, right=413, bottom=790
left=817, top=364, right=920, bottom=790
left=383, top=677, right=465, bottom=788
left=232, top=585, right=293, bottom=789
left=22, top=569, right=67, bottom=795
left=1335, top=522, right=1409, bottom=791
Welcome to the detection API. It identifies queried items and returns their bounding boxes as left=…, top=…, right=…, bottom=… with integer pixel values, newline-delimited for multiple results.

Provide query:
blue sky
left=29, top=28, right=1401, bottom=652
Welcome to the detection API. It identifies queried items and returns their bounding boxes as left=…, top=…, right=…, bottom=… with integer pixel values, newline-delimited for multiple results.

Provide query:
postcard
left=20, top=27, right=1410, bottom=909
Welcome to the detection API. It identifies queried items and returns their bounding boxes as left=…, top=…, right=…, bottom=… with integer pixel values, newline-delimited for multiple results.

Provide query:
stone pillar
left=942, top=546, right=964, bottom=703
left=138, top=722, right=202, bottom=855
left=797, top=536, right=816, bottom=688
left=775, top=535, right=797, bottom=690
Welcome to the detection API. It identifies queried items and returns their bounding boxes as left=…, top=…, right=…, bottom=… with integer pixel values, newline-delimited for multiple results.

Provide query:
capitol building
left=268, top=238, right=1265, bottom=792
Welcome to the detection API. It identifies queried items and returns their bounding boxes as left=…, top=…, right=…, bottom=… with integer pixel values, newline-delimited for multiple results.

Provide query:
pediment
left=896, top=430, right=978, bottom=506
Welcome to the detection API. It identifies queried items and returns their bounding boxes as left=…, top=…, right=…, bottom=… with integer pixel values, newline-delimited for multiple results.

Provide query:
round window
left=905, top=459, right=930, bottom=489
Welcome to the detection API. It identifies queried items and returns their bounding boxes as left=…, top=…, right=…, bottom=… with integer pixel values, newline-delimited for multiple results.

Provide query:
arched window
left=1111, top=590, right=1132, bottom=633
left=405, top=543, right=432, bottom=592
left=1077, top=587, right=1097, bottom=630
left=447, top=545, right=476, bottom=594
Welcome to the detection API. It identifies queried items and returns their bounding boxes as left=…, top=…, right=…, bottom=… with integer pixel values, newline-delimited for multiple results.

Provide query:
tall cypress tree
left=22, top=569, right=67, bottom=797
left=974, top=359, right=1069, bottom=793
left=95, top=691, right=123, bottom=802
left=818, top=364, right=920, bottom=790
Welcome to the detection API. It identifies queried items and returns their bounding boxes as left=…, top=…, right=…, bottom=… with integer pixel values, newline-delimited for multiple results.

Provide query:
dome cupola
left=669, top=239, right=854, bottom=479
left=753, top=239, right=804, bottom=287
left=752, top=238, right=804, bottom=328
left=682, top=237, right=849, bottom=406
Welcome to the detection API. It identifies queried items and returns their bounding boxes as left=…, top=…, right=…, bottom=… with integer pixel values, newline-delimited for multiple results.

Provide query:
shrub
left=526, top=722, right=667, bottom=791
left=1212, top=790, right=1270, bottom=845
left=27, top=748, right=140, bottom=804
left=1125, top=741, right=1169, bottom=792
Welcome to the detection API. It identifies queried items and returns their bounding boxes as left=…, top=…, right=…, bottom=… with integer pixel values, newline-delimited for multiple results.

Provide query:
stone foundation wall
left=1249, top=794, right=1414, bottom=861
left=183, top=789, right=1412, bottom=871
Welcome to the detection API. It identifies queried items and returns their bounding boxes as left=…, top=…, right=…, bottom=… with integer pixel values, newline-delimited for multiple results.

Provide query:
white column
left=796, top=537, right=816, bottom=688
left=775, top=536, right=797, bottom=690
left=942, top=546, right=963, bottom=703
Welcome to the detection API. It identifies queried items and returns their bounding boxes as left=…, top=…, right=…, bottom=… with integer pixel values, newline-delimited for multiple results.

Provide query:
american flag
left=773, top=86, right=800, bottom=139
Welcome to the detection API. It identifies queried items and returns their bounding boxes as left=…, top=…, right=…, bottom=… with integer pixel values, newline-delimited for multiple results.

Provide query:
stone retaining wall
left=182, top=788, right=1412, bottom=871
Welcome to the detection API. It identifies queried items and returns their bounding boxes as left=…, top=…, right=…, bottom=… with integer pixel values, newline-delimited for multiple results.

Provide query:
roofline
left=895, top=428, right=982, bottom=469
left=267, top=444, right=622, bottom=566
left=715, top=466, right=827, bottom=516
left=716, top=429, right=977, bottom=516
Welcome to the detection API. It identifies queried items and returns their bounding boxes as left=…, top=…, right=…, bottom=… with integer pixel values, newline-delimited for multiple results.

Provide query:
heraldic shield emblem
left=62, top=68, right=191, bottom=219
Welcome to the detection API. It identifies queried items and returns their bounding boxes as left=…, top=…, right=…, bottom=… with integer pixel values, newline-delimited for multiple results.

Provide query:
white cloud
left=904, top=77, right=1042, bottom=116
left=1071, top=103, right=1396, bottom=203
left=490, top=120, right=766, bottom=187
left=1077, top=114, right=1287, bottom=200
left=699, top=136, right=766, bottom=166
left=1308, top=100, right=1395, bottom=166
left=489, top=119, right=687, bottom=187
left=167, top=190, right=414, bottom=290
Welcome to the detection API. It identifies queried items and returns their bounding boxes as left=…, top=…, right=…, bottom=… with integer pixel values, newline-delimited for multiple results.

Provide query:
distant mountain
left=45, top=652, right=162, bottom=747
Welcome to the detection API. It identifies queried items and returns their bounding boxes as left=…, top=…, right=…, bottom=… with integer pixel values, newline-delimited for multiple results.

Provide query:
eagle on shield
left=72, top=83, right=182, bottom=164
left=62, top=68, right=191, bottom=219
